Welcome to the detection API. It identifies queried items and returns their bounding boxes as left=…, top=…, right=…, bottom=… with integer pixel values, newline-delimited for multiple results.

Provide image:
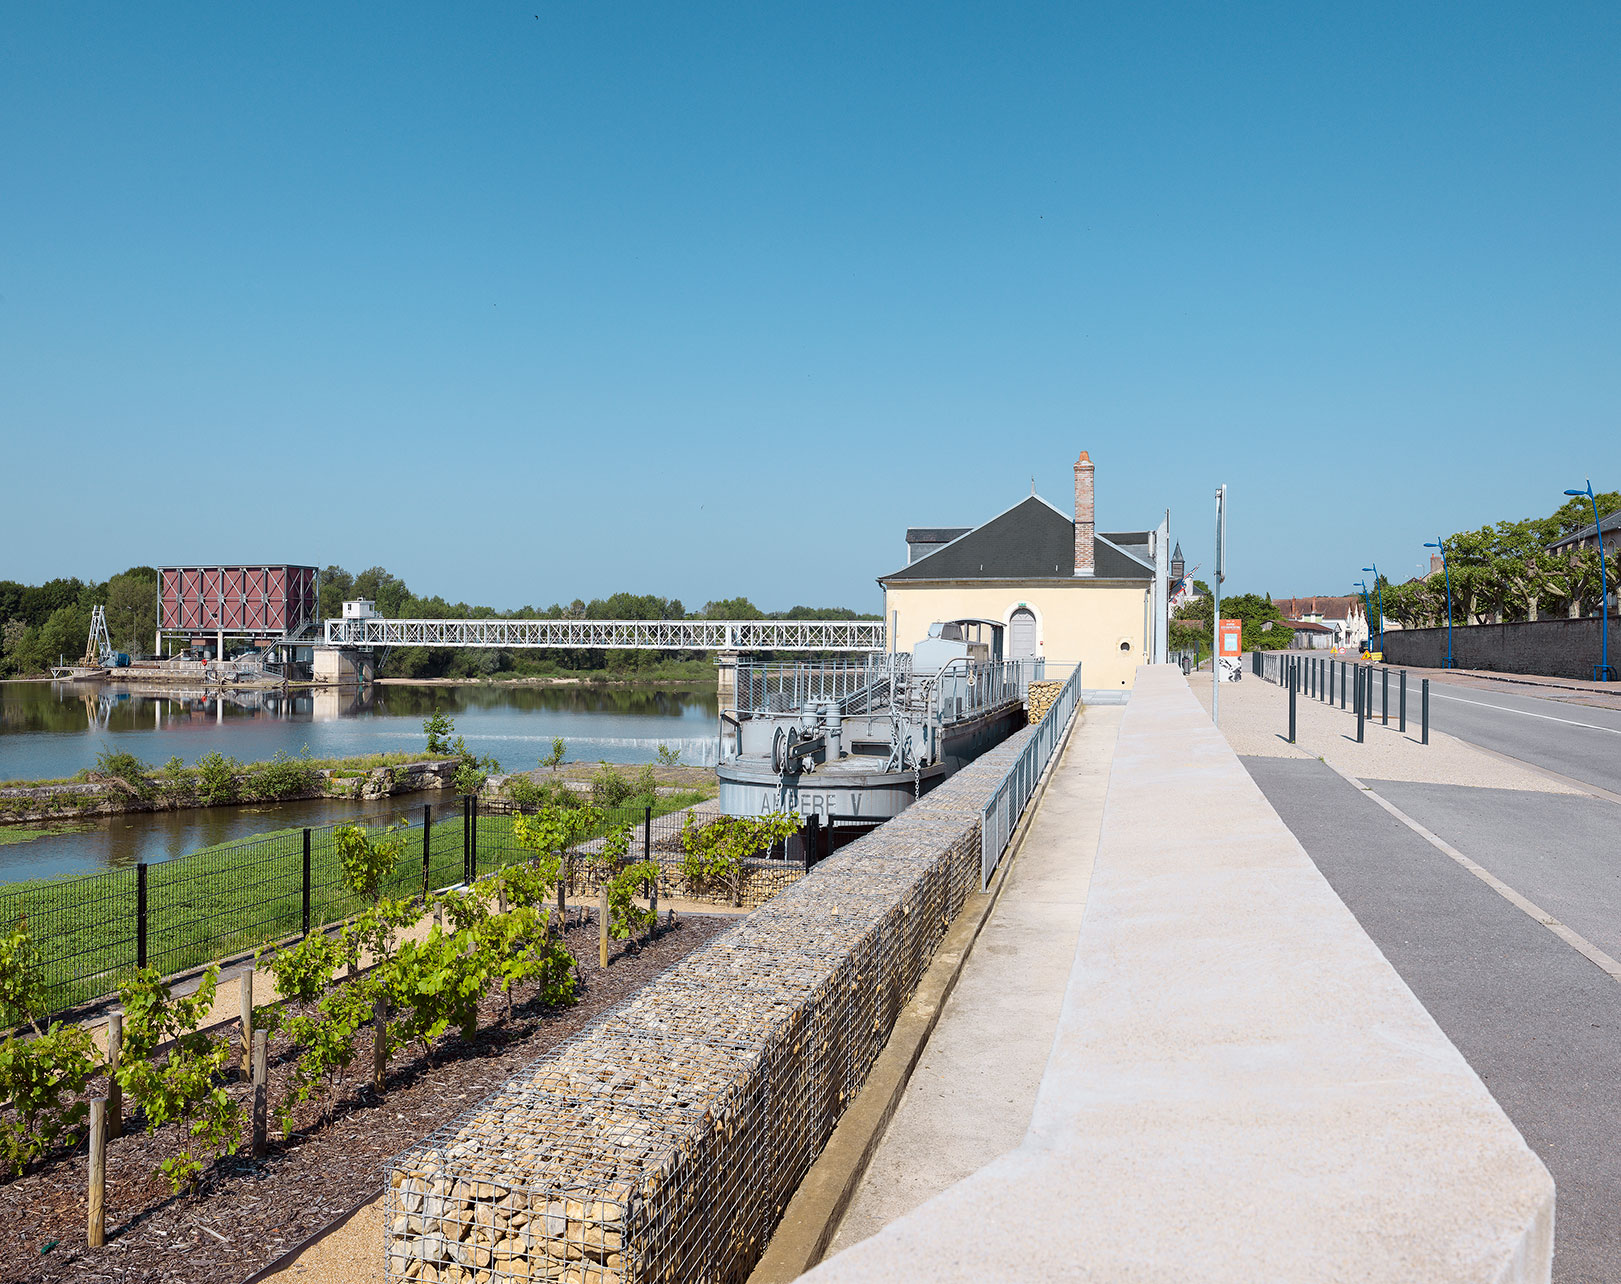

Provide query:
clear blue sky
left=4, top=2, right=1617, bottom=611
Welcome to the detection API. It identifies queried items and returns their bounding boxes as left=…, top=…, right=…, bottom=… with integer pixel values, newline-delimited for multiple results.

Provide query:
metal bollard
left=1422, top=679, right=1430, bottom=744
left=1341, top=661, right=1348, bottom=709
left=1382, top=668, right=1389, bottom=725
left=1288, top=659, right=1298, bottom=743
left=1399, top=670, right=1407, bottom=733
left=1356, top=667, right=1365, bottom=742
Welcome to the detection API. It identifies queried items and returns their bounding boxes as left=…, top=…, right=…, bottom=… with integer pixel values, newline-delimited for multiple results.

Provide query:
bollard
left=1382, top=668, right=1389, bottom=725
left=1422, top=679, right=1430, bottom=745
left=240, top=971, right=254, bottom=1077
left=1356, top=667, right=1366, bottom=742
left=88, top=1097, right=106, bottom=1248
left=1288, top=659, right=1297, bottom=743
left=251, top=1029, right=268, bottom=1157
left=1341, top=661, right=1348, bottom=709
left=106, top=1011, right=123, bottom=1140
left=1400, top=670, right=1408, bottom=733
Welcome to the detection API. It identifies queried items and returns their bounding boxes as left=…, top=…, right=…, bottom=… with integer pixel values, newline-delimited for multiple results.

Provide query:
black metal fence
left=1, top=795, right=776, bottom=1022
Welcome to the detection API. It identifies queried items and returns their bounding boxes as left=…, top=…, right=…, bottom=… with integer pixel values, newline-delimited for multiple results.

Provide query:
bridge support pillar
left=716, top=651, right=740, bottom=715
left=314, top=646, right=375, bottom=688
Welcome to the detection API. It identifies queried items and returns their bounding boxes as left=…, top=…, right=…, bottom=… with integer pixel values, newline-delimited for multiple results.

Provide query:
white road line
left=1430, top=689, right=1621, bottom=734
left=1320, top=758, right=1621, bottom=986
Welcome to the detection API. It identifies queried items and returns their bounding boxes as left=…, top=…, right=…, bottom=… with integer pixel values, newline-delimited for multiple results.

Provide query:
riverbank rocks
left=383, top=723, right=1043, bottom=1284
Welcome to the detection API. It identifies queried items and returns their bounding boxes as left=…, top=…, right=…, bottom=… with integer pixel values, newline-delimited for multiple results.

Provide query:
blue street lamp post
left=1362, top=565, right=1384, bottom=653
left=1564, top=482, right=1612, bottom=681
left=1424, top=539, right=1454, bottom=670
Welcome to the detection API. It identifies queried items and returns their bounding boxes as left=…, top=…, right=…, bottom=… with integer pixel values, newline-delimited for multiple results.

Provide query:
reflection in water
left=0, top=679, right=720, bottom=882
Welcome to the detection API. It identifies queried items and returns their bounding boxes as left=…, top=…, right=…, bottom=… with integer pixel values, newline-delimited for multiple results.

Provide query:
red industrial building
left=157, top=565, right=319, bottom=657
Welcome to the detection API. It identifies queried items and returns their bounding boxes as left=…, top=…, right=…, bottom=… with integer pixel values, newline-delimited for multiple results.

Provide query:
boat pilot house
left=879, top=451, right=1166, bottom=693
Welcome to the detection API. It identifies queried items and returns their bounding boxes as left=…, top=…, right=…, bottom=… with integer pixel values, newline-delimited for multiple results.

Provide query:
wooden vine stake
left=373, top=993, right=388, bottom=1092
left=87, top=1097, right=106, bottom=1248
left=648, top=872, right=658, bottom=945
left=105, top=1012, right=123, bottom=1141
left=251, top=1029, right=268, bottom=1158
left=598, top=878, right=609, bottom=969
left=239, top=971, right=254, bottom=1076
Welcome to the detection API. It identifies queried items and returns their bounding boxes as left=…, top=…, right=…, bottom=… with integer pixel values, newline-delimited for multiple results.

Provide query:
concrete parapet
left=806, top=665, right=1555, bottom=1284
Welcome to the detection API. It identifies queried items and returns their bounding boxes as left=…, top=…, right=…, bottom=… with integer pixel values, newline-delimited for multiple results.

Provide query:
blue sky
left=3, top=2, right=1617, bottom=611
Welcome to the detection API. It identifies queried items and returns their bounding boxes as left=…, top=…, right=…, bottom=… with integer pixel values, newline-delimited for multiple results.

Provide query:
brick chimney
left=1430, top=553, right=1444, bottom=575
left=1073, top=451, right=1095, bottom=577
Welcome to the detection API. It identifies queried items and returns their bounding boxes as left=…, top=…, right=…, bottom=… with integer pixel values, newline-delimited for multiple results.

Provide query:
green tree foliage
left=423, top=712, right=455, bottom=756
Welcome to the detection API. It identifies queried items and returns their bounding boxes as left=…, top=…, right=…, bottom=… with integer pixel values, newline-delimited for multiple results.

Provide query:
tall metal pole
left=1212, top=484, right=1226, bottom=726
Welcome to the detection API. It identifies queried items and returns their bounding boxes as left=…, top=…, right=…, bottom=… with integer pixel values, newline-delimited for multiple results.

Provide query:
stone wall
left=382, top=725, right=1045, bottom=1284
left=1377, top=613, right=1619, bottom=679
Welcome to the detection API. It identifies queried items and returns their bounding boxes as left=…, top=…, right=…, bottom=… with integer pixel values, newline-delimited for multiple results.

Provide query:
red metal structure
left=158, top=566, right=319, bottom=649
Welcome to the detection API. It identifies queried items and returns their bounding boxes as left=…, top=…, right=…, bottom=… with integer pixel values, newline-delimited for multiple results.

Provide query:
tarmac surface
left=1211, top=666, right=1621, bottom=1284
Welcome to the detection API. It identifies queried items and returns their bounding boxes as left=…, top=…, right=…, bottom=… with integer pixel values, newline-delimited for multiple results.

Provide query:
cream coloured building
left=879, top=452, right=1168, bottom=695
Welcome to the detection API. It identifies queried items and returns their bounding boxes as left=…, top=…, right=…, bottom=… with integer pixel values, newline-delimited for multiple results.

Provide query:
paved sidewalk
left=827, top=706, right=1121, bottom=1252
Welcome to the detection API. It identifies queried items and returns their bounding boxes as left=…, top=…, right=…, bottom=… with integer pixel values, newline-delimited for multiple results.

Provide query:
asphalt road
left=1420, top=677, right=1621, bottom=795
left=1244, top=756, right=1621, bottom=1284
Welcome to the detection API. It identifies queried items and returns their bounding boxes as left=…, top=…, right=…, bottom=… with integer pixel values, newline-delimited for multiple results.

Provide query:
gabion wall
left=385, top=725, right=1037, bottom=1284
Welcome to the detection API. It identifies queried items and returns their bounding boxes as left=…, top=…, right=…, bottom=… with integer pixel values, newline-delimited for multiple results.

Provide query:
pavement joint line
left=1460, top=740, right=1621, bottom=810
left=748, top=701, right=1093, bottom=1284
left=1318, top=757, right=1621, bottom=986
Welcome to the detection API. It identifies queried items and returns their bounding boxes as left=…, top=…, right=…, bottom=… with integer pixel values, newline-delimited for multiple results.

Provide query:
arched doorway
left=1009, top=607, right=1037, bottom=660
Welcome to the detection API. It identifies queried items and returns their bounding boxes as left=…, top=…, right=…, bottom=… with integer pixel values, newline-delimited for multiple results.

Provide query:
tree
left=105, top=568, right=158, bottom=655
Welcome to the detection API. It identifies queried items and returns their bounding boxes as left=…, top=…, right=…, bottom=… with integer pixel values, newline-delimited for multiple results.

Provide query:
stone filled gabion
left=384, top=726, right=1037, bottom=1284
left=1026, top=680, right=1064, bottom=724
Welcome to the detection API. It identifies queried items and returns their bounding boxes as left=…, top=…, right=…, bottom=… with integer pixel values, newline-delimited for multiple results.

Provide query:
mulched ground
left=0, top=912, right=734, bottom=1284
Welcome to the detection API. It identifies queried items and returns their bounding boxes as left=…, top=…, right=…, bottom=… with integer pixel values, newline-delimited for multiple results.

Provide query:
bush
left=423, top=712, right=454, bottom=756
left=655, top=743, right=682, bottom=767
left=94, top=749, right=152, bottom=799
left=195, top=750, right=241, bottom=806
left=589, top=762, right=636, bottom=808
left=0, top=1022, right=97, bottom=1175
left=541, top=737, right=566, bottom=773
left=247, top=748, right=320, bottom=801
left=680, top=812, right=801, bottom=904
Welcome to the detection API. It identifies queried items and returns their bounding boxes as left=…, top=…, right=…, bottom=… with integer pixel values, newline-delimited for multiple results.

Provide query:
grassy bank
left=1, top=787, right=710, bottom=1017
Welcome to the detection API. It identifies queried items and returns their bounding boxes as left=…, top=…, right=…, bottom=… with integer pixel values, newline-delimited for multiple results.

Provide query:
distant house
left=1280, top=619, right=1335, bottom=650
left=1547, top=508, right=1621, bottom=562
left=1270, top=596, right=1368, bottom=650
left=879, top=451, right=1169, bottom=692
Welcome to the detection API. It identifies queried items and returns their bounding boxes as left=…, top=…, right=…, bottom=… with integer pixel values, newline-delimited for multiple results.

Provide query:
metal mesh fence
left=383, top=756, right=1005, bottom=1284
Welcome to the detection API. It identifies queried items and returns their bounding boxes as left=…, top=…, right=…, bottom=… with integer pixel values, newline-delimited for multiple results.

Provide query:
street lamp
left=1564, top=481, right=1612, bottom=681
left=1362, top=565, right=1384, bottom=653
left=1424, top=539, right=1453, bottom=670
left=1353, top=579, right=1373, bottom=656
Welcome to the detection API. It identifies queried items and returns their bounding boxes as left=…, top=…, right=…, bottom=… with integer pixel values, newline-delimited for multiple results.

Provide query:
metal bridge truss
left=322, top=617, right=888, bottom=652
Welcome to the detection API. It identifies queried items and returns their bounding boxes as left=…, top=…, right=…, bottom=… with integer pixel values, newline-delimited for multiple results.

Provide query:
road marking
left=1320, top=759, right=1621, bottom=986
left=1430, top=689, right=1621, bottom=734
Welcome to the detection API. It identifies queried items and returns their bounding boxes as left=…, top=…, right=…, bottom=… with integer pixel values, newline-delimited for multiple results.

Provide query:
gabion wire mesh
left=384, top=746, right=1017, bottom=1284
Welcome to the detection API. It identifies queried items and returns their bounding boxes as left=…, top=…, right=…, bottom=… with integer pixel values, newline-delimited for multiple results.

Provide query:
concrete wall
left=1379, top=612, right=1619, bottom=679
left=806, top=665, right=1554, bottom=1284
left=883, top=579, right=1150, bottom=692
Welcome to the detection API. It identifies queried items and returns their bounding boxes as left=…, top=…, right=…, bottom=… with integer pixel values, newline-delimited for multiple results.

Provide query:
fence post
left=422, top=802, right=432, bottom=898
left=135, top=863, right=148, bottom=971
left=644, top=805, right=652, bottom=864
left=301, top=829, right=312, bottom=938
left=239, top=971, right=253, bottom=1077
left=470, top=799, right=479, bottom=883
left=1400, top=671, right=1408, bottom=733
left=1422, top=679, right=1430, bottom=745
left=87, top=1097, right=106, bottom=1248
left=106, top=1012, right=123, bottom=1140
left=462, top=796, right=471, bottom=885
left=599, top=878, right=610, bottom=970
left=251, top=1028, right=268, bottom=1157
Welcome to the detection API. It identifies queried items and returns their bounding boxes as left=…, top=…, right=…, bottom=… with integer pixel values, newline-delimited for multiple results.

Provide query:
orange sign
left=1218, top=619, right=1243, bottom=658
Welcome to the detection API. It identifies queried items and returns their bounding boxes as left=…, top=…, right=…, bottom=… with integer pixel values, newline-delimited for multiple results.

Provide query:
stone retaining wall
left=383, top=726, right=1041, bottom=1284
left=1378, top=612, right=1619, bottom=679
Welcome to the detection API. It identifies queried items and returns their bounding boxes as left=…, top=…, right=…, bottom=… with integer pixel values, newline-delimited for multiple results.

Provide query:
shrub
left=680, top=812, right=801, bottom=904
left=94, top=749, right=152, bottom=799
left=655, top=743, right=682, bottom=767
left=0, top=919, right=47, bottom=1033
left=423, top=712, right=455, bottom=756
left=589, top=762, right=635, bottom=808
left=0, top=1022, right=97, bottom=1175
left=541, top=737, right=566, bottom=773
left=247, top=748, right=320, bottom=801
left=158, top=755, right=194, bottom=804
left=195, top=750, right=241, bottom=806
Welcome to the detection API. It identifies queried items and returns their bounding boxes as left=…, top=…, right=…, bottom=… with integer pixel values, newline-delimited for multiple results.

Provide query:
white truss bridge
left=323, top=617, right=887, bottom=652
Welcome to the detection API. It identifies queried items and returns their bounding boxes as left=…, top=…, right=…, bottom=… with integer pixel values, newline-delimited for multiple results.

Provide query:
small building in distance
left=1280, top=619, right=1335, bottom=649
left=879, top=451, right=1169, bottom=694
left=1270, top=595, right=1368, bottom=651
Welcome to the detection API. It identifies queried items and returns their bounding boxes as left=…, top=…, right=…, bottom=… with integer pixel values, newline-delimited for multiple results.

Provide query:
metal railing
left=926, top=659, right=1031, bottom=726
left=980, top=662, right=1083, bottom=888
left=735, top=655, right=908, bottom=715
left=325, top=616, right=887, bottom=651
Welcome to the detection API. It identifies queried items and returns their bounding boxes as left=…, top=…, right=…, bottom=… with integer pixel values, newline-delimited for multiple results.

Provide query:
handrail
left=980, top=663, right=1083, bottom=888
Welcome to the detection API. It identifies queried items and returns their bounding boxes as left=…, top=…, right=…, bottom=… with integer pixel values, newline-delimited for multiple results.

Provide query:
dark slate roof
left=881, top=496, right=1154, bottom=582
left=1548, top=508, right=1621, bottom=550
left=906, top=527, right=971, bottom=545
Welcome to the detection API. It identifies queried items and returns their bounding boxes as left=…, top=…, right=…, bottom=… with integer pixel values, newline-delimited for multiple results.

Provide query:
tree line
left=0, top=569, right=158, bottom=678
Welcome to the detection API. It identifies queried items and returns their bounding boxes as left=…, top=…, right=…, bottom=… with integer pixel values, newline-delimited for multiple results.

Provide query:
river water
left=0, top=679, right=719, bottom=881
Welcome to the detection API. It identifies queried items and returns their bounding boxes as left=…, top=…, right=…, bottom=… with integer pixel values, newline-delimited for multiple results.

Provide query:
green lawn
left=0, top=791, right=707, bottom=1018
